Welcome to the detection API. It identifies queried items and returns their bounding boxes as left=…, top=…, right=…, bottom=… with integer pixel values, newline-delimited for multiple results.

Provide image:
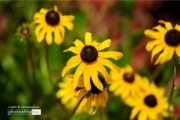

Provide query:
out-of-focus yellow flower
left=34, top=6, right=74, bottom=45
left=62, top=32, right=123, bottom=91
left=56, top=75, right=83, bottom=114
left=109, top=65, right=145, bottom=99
left=125, top=81, right=170, bottom=120
left=145, top=20, right=180, bottom=64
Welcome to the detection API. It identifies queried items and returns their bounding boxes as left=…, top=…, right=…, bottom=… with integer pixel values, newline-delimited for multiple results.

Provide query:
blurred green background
left=0, top=1, right=180, bottom=120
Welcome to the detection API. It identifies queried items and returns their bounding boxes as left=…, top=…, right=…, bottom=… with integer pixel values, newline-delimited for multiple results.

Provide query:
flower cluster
left=15, top=4, right=179, bottom=120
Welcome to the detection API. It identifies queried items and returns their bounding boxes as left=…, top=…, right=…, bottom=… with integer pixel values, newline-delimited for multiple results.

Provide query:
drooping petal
left=62, top=60, right=81, bottom=77
left=160, top=47, right=174, bottom=64
left=97, top=94, right=106, bottom=107
left=158, top=20, right=173, bottom=30
left=138, top=110, right=147, bottom=120
left=73, top=39, right=84, bottom=49
left=75, top=89, right=87, bottom=98
left=73, top=62, right=86, bottom=89
left=37, top=28, right=47, bottom=42
left=45, top=28, right=52, bottom=45
left=90, top=66, right=103, bottom=91
left=146, top=40, right=163, bottom=51
left=130, top=107, right=141, bottom=119
left=58, top=25, right=65, bottom=40
left=98, top=51, right=123, bottom=60
left=121, top=88, right=130, bottom=99
left=61, top=22, right=74, bottom=30
left=175, top=46, right=180, bottom=56
left=66, top=55, right=81, bottom=66
left=63, top=47, right=81, bottom=54
left=35, top=24, right=44, bottom=36
left=151, top=43, right=165, bottom=62
left=155, top=46, right=170, bottom=65
left=85, top=32, right=92, bottom=45
left=109, top=81, right=120, bottom=92
left=114, top=85, right=124, bottom=96
left=97, top=39, right=111, bottom=51
left=97, top=57, right=120, bottom=73
left=54, top=28, right=63, bottom=45
left=94, top=62, right=113, bottom=82
left=83, top=65, right=91, bottom=91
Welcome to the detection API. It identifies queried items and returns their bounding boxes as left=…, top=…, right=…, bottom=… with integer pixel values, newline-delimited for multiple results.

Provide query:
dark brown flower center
left=21, top=27, right=29, bottom=37
left=144, top=94, right=157, bottom=107
left=80, top=45, right=98, bottom=63
left=165, top=29, right=180, bottom=47
left=89, top=75, right=106, bottom=94
left=123, top=72, right=134, bottom=83
left=45, top=10, right=60, bottom=26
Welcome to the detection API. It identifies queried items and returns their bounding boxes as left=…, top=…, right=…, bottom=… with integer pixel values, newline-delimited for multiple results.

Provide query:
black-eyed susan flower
left=125, top=82, right=170, bottom=120
left=109, top=65, right=145, bottom=99
left=145, top=20, right=180, bottom=64
left=75, top=75, right=108, bottom=114
left=62, top=32, right=123, bottom=91
left=34, top=6, right=74, bottom=45
left=56, top=74, right=83, bottom=114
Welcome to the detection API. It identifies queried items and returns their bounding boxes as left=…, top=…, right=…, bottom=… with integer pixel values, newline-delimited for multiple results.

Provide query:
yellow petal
left=84, top=95, right=93, bottom=112
left=58, top=25, right=65, bottom=40
left=45, top=28, right=52, bottom=45
left=83, top=65, right=91, bottom=91
left=138, top=110, right=147, bottom=120
left=130, top=107, right=140, bottom=119
left=109, top=82, right=119, bottom=92
left=35, top=24, right=43, bottom=36
left=98, top=51, right=123, bottom=60
left=158, top=20, right=173, bottom=30
left=121, top=89, right=130, bottom=99
left=61, top=60, right=81, bottom=77
left=54, top=28, right=63, bottom=45
left=63, top=47, right=81, bottom=54
left=37, top=28, right=46, bottom=42
left=144, top=29, right=161, bottom=39
left=75, top=89, right=87, bottom=98
left=85, top=32, right=92, bottom=45
left=97, top=95, right=106, bottom=107
left=94, top=62, right=113, bottom=83
left=114, top=85, right=124, bottom=96
left=61, top=15, right=75, bottom=22
left=101, top=90, right=108, bottom=101
left=160, top=47, right=173, bottom=64
left=97, top=57, right=120, bottom=73
left=146, top=40, right=163, bottom=51
left=175, top=46, right=180, bottom=56
left=34, top=13, right=44, bottom=20
left=66, top=55, right=81, bottom=66
left=154, top=46, right=170, bottom=65
left=175, top=24, right=180, bottom=31
left=54, top=5, right=58, bottom=11
left=97, top=39, right=111, bottom=51
left=151, top=43, right=165, bottom=62
left=39, top=8, right=48, bottom=14
left=73, top=62, right=86, bottom=89
left=73, top=39, right=84, bottom=49
left=90, top=67, right=103, bottom=91
left=61, top=22, right=74, bottom=30
left=153, top=25, right=167, bottom=34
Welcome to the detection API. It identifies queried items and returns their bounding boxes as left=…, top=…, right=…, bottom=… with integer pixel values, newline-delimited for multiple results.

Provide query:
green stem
left=68, top=94, right=87, bottom=120
left=151, top=65, right=163, bottom=83
left=168, top=55, right=177, bottom=111
left=27, top=40, right=38, bottom=99
left=45, top=44, right=53, bottom=86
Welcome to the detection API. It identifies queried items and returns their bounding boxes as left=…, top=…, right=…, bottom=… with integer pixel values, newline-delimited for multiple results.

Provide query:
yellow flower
left=109, top=65, right=146, bottom=99
left=75, top=74, right=108, bottom=115
left=34, top=6, right=74, bottom=45
left=56, top=75, right=83, bottom=114
left=145, top=20, right=180, bottom=64
left=62, top=32, right=123, bottom=91
left=125, top=82, right=170, bottom=120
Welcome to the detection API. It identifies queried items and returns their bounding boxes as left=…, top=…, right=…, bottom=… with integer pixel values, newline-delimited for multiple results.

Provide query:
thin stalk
left=168, top=55, right=177, bottom=111
left=27, top=40, right=38, bottom=99
left=45, top=44, right=53, bottom=86
left=68, top=94, right=87, bottom=120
